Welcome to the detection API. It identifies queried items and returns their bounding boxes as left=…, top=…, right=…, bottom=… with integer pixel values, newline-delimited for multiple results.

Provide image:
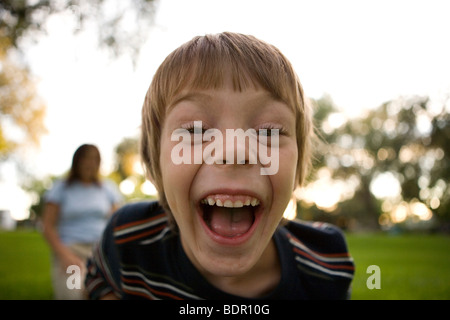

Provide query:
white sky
left=2, top=0, right=450, bottom=220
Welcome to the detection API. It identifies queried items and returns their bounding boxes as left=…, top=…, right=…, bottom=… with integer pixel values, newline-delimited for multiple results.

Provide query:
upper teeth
left=201, top=196, right=260, bottom=208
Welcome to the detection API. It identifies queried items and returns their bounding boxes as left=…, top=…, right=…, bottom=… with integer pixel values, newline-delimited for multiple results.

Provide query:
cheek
left=266, top=144, right=298, bottom=221
left=159, top=139, right=198, bottom=219
left=160, top=141, right=184, bottom=199
left=277, top=143, right=299, bottom=190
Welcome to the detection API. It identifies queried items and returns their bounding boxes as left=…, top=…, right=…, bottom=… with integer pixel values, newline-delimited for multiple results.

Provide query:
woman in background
left=42, top=144, right=123, bottom=299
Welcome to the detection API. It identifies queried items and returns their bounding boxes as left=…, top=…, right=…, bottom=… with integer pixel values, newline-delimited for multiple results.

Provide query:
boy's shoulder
left=280, top=219, right=355, bottom=288
left=108, top=201, right=170, bottom=245
left=283, top=219, right=350, bottom=255
left=113, top=200, right=165, bottom=219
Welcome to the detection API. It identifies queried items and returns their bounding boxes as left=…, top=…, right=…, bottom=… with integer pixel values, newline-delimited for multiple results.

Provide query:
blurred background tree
left=296, top=94, right=449, bottom=232
left=107, top=136, right=156, bottom=202
left=0, top=36, right=47, bottom=160
left=0, top=0, right=157, bottom=164
left=1, top=0, right=157, bottom=59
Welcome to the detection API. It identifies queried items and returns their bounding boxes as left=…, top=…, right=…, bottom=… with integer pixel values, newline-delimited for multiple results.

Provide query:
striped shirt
left=85, top=201, right=354, bottom=299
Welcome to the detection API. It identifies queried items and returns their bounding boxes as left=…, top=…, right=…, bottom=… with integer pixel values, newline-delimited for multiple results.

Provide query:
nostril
left=216, top=159, right=235, bottom=165
left=216, top=159, right=250, bottom=165
left=237, top=159, right=249, bottom=165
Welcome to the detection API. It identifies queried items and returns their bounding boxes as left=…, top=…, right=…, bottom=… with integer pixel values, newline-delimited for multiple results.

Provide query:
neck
left=79, top=175, right=97, bottom=184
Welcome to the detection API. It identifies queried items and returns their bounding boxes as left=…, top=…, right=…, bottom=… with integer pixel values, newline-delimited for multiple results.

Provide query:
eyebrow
left=167, top=89, right=285, bottom=113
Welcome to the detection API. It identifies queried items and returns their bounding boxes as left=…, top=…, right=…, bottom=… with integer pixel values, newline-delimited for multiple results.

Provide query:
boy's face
left=159, top=80, right=298, bottom=278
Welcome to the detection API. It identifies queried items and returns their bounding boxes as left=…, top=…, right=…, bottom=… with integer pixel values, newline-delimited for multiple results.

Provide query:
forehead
left=167, top=82, right=279, bottom=110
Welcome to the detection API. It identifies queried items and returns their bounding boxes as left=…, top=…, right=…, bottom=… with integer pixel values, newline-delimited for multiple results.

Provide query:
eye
left=258, top=128, right=279, bottom=137
left=182, top=121, right=208, bottom=134
left=257, top=124, right=285, bottom=137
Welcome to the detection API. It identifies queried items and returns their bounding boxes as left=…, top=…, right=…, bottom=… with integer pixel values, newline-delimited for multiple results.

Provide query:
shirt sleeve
left=103, top=179, right=124, bottom=205
left=284, top=220, right=355, bottom=299
left=44, top=180, right=65, bottom=204
left=85, top=214, right=122, bottom=299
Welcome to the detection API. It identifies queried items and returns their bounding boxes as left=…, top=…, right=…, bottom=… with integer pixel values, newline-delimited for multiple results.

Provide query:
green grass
left=0, top=230, right=449, bottom=300
left=0, top=230, right=53, bottom=300
left=346, top=233, right=450, bottom=300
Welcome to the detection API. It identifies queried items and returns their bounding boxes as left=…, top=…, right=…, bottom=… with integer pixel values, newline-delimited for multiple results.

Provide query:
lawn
left=0, top=230, right=53, bottom=300
left=346, top=233, right=450, bottom=300
left=0, top=229, right=449, bottom=300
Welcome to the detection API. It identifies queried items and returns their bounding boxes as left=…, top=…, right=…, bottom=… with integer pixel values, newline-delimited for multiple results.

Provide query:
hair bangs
left=158, top=33, right=300, bottom=111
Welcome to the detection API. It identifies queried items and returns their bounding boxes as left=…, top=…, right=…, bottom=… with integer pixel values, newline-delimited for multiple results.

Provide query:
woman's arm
left=41, top=202, right=84, bottom=270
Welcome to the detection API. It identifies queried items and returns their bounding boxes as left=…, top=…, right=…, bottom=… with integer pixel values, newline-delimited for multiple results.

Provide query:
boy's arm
left=85, top=216, right=122, bottom=300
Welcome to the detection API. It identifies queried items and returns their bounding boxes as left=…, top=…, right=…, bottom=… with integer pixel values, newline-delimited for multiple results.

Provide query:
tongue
left=209, top=206, right=254, bottom=238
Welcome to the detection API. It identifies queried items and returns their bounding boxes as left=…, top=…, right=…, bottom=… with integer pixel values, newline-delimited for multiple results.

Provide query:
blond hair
left=141, top=32, right=313, bottom=219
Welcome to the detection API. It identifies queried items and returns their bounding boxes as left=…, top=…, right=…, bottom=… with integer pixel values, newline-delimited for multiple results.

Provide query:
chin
left=197, top=248, right=259, bottom=278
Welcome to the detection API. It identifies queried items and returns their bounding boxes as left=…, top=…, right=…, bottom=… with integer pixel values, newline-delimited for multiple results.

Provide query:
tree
left=113, top=137, right=140, bottom=181
left=0, top=0, right=157, bottom=60
left=299, top=94, right=450, bottom=231
left=108, top=136, right=158, bottom=201
left=0, top=0, right=157, bottom=166
left=0, top=36, right=47, bottom=159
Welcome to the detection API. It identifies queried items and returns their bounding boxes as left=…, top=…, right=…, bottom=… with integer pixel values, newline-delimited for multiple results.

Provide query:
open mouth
left=199, top=194, right=261, bottom=240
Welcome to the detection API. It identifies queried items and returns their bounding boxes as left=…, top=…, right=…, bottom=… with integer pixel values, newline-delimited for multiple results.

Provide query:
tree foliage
left=114, top=137, right=140, bottom=180
left=0, top=36, right=47, bottom=159
left=0, top=0, right=157, bottom=59
left=0, top=0, right=157, bottom=160
left=299, top=94, right=450, bottom=231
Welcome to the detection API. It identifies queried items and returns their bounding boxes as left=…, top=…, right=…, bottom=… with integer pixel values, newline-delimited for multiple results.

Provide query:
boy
left=85, top=32, right=354, bottom=299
